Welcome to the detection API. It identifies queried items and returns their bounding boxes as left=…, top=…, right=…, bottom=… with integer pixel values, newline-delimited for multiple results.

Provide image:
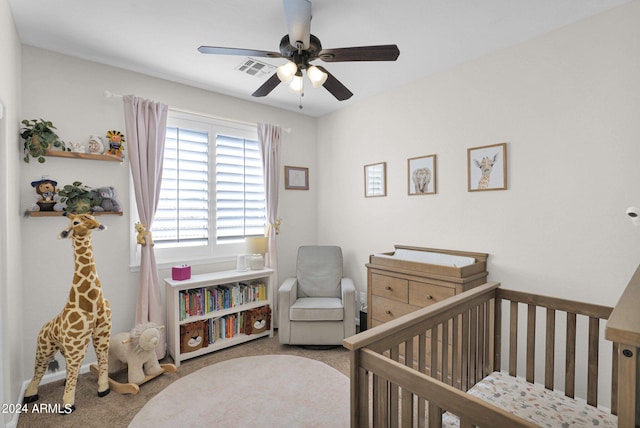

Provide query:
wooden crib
left=344, top=268, right=640, bottom=427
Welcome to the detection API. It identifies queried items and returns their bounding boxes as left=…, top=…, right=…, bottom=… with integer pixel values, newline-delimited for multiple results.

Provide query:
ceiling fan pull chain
left=299, top=86, right=304, bottom=110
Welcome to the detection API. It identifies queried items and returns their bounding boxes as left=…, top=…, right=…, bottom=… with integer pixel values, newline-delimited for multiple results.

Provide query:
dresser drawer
left=371, top=273, right=408, bottom=303
left=408, top=281, right=455, bottom=307
left=371, top=295, right=417, bottom=323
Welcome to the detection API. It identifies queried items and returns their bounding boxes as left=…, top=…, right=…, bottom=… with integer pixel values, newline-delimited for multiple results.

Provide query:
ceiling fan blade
left=319, top=45, right=400, bottom=62
left=251, top=74, right=282, bottom=97
left=283, top=0, right=311, bottom=50
left=316, top=66, right=353, bottom=101
left=198, top=46, right=282, bottom=58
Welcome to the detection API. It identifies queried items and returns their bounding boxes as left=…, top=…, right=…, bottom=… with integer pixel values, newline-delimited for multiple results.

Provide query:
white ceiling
left=8, top=0, right=630, bottom=117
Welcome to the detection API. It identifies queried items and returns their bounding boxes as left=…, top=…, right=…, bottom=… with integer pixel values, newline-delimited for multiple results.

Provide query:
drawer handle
left=385, top=286, right=392, bottom=291
left=386, top=310, right=392, bottom=316
left=426, top=295, right=433, bottom=300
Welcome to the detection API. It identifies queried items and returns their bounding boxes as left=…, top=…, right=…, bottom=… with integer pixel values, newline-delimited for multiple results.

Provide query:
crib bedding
left=441, top=371, right=617, bottom=427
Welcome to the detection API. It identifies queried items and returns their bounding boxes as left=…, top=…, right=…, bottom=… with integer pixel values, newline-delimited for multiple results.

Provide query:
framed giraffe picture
left=467, top=143, right=507, bottom=192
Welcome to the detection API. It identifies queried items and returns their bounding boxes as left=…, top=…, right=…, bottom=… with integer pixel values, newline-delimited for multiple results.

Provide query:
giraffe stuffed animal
left=24, top=213, right=112, bottom=413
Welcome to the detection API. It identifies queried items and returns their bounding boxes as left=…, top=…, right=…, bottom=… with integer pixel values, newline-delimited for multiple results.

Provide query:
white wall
left=0, top=0, right=23, bottom=425
left=19, top=46, right=317, bottom=381
left=318, top=1, right=640, bottom=303
left=316, top=1, right=640, bottom=399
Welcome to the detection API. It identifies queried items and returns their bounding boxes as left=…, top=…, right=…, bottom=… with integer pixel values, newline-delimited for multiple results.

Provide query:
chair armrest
left=278, top=277, right=298, bottom=306
left=341, top=278, right=357, bottom=337
left=278, top=278, right=298, bottom=343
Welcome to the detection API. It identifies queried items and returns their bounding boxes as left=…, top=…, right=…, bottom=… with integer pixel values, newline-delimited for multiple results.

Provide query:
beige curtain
left=123, top=95, right=168, bottom=358
left=257, top=123, right=282, bottom=326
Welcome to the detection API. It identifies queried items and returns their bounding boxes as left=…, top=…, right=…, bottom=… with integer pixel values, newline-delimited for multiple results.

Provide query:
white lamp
left=307, top=65, right=328, bottom=88
left=246, top=237, right=269, bottom=270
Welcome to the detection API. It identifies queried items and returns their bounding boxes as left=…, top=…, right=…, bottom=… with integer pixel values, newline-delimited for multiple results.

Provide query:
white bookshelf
left=165, top=268, right=274, bottom=366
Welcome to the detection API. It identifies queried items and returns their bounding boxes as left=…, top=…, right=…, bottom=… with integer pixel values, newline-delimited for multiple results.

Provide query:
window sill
left=128, top=254, right=236, bottom=273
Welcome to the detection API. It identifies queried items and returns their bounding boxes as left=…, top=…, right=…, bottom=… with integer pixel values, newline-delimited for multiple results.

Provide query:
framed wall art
left=285, top=166, right=309, bottom=190
left=408, top=154, right=437, bottom=195
left=467, top=143, right=507, bottom=192
left=364, top=162, right=387, bottom=197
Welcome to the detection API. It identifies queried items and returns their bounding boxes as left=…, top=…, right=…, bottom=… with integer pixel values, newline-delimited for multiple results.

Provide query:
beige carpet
left=16, top=334, right=350, bottom=428
left=129, top=355, right=349, bottom=428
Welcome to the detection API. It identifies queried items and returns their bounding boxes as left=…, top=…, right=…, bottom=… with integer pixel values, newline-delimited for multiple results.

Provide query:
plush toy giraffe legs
left=92, top=301, right=113, bottom=396
left=24, top=320, right=60, bottom=405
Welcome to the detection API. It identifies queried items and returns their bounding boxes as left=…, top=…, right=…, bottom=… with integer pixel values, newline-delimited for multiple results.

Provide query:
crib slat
left=483, top=300, right=492, bottom=376
left=428, top=402, right=443, bottom=428
left=418, top=332, right=427, bottom=428
left=611, top=342, right=618, bottom=415
left=431, top=326, right=439, bottom=380
left=429, top=326, right=443, bottom=428
left=477, top=303, right=486, bottom=381
left=545, top=308, right=556, bottom=390
left=358, top=366, right=369, bottom=428
left=452, top=315, right=460, bottom=389
left=526, top=304, right=536, bottom=383
left=470, top=305, right=478, bottom=385
left=402, top=337, right=414, bottom=427
left=373, top=373, right=388, bottom=428
left=587, top=317, right=599, bottom=406
left=565, top=312, right=577, bottom=398
left=461, top=310, right=470, bottom=390
left=442, top=320, right=450, bottom=384
left=390, top=345, right=400, bottom=428
left=494, top=296, right=502, bottom=370
left=509, top=301, right=518, bottom=376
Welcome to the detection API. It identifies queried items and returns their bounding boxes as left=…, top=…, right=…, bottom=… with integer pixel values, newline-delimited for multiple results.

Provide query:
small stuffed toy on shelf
left=105, top=130, right=125, bottom=159
left=29, top=178, right=63, bottom=212
left=90, top=186, right=122, bottom=213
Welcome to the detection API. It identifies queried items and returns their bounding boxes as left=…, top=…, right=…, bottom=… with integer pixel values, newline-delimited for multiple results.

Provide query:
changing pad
left=441, top=371, right=617, bottom=427
left=375, top=249, right=476, bottom=268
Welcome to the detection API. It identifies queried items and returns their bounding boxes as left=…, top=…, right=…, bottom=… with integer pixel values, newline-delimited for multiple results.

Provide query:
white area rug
left=129, top=355, right=349, bottom=428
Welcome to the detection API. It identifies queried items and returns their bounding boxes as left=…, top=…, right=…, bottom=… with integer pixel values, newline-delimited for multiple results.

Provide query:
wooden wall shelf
left=28, top=211, right=123, bottom=217
left=45, top=149, right=123, bottom=163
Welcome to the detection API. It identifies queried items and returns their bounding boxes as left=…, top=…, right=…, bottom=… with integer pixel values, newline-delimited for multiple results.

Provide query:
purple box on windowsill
left=172, top=265, right=191, bottom=281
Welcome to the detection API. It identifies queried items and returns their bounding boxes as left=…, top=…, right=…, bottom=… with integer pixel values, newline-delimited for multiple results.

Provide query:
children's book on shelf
left=178, top=280, right=267, bottom=321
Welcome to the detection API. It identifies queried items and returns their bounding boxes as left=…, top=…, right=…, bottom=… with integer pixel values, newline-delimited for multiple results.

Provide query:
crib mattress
left=441, top=371, right=617, bottom=427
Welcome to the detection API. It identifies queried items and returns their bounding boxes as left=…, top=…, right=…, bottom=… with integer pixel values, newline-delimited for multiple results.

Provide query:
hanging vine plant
left=20, top=119, right=70, bottom=163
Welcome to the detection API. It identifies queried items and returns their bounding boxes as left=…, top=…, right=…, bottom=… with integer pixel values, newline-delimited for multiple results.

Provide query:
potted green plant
left=58, top=181, right=100, bottom=214
left=20, top=118, right=70, bottom=163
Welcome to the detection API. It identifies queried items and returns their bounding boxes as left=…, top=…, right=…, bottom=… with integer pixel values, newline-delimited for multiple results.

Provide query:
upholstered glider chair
left=278, top=246, right=356, bottom=345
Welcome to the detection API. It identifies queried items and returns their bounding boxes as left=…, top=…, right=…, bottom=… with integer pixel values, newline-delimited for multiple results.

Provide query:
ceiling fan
left=198, top=0, right=400, bottom=102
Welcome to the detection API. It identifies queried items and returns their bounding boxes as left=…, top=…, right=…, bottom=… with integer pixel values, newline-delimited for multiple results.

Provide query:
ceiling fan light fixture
left=307, top=65, right=328, bottom=88
left=289, top=74, right=304, bottom=93
left=276, top=61, right=297, bottom=83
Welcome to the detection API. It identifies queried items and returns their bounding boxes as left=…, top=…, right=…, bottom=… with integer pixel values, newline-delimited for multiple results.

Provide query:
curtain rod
left=104, top=90, right=291, bottom=133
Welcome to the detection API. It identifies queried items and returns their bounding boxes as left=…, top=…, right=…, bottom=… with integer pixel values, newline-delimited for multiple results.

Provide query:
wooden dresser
left=367, top=245, right=488, bottom=329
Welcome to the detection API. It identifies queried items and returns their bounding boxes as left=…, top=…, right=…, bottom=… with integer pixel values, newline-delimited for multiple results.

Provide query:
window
left=131, top=111, right=266, bottom=268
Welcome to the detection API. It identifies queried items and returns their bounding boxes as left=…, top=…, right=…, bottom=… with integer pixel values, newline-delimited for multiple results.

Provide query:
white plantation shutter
left=143, top=113, right=266, bottom=267
left=153, top=127, right=209, bottom=245
left=215, top=135, right=266, bottom=242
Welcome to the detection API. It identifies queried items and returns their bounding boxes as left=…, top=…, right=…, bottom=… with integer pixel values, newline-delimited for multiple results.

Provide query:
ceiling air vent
left=235, top=58, right=275, bottom=78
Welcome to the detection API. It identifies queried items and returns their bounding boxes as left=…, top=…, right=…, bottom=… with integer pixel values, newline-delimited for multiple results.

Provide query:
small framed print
left=364, top=162, right=387, bottom=197
left=285, top=166, right=309, bottom=190
left=408, top=154, right=437, bottom=195
left=467, top=143, right=507, bottom=192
